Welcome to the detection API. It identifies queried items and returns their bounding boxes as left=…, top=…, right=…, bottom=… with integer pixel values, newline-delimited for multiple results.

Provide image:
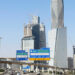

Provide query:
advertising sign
left=29, top=48, right=50, bottom=61
left=16, top=50, right=28, bottom=61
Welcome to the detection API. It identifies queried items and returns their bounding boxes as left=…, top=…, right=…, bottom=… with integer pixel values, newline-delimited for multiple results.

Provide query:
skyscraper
left=48, top=0, right=67, bottom=68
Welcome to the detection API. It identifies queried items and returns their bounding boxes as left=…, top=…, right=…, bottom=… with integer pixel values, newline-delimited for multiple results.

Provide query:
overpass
left=0, top=60, right=75, bottom=75
left=0, top=59, right=72, bottom=70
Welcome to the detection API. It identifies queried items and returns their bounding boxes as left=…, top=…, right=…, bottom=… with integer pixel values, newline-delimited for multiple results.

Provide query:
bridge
left=0, top=59, right=75, bottom=75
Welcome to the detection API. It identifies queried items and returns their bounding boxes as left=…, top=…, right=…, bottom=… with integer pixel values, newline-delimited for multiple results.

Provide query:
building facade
left=22, top=36, right=35, bottom=71
left=68, top=57, right=73, bottom=69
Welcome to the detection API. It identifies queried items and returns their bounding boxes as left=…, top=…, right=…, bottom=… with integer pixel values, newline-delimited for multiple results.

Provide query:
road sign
left=29, top=48, right=50, bottom=61
left=22, top=65, right=30, bottom=69
left=16, top=50, right=28, bottom=61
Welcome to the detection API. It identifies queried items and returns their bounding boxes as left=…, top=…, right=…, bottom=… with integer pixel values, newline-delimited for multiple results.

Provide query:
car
left=23, top=70, right=28, bottom=74
left=30, top=71, right=34, bottom=73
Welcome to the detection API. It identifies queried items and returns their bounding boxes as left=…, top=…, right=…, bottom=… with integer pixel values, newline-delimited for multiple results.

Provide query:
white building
left=22, top=36, right=34, bottom=71
left=48, top=27, right=67, bottom=68
left=48, top=0, right=68, bottom=68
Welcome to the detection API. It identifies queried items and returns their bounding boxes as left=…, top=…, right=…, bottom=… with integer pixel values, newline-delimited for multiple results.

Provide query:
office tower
left=48, top=0, right=67, bottom=68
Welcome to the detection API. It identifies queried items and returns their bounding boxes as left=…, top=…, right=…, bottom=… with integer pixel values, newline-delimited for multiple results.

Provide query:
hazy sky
left=0, top=0, right=75, bottom=57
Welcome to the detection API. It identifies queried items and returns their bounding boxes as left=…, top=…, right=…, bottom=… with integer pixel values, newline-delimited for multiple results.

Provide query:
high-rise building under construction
left=21, top=16, right=46, bottom=70
left=22, top=16, right=46, bottom=50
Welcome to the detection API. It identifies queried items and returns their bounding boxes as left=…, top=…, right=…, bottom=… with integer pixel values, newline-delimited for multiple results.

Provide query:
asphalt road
left=2, top=69, right=50, bottom=75
left=23, top=73, right=37, bottom=75
left=23, top=73, right=50, bottom=75
left=3, top=69, right=17, bottom=75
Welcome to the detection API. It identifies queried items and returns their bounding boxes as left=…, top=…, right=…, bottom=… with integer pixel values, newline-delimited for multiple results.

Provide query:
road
left=23, top=73, right=50, bottom=75
left=2, top=69, right=50, bottom=75
left=3, top=69, right=17, bottom=75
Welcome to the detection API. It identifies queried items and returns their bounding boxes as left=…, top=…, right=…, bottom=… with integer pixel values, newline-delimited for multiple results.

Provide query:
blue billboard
left=16, top=50, right=28, bottom=61
left=22, top=66, right=30, bottom=69
left=29, top=48, right=50, bottom=61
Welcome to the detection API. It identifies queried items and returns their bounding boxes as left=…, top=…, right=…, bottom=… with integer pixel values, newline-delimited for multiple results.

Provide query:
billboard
left=16, top=50, right=28, bottom=61
left=29, top=48, right=50, bottom=61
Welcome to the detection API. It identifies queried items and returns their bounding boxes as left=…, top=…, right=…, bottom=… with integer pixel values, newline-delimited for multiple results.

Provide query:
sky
left=0, top=0, right=75, bottom=58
